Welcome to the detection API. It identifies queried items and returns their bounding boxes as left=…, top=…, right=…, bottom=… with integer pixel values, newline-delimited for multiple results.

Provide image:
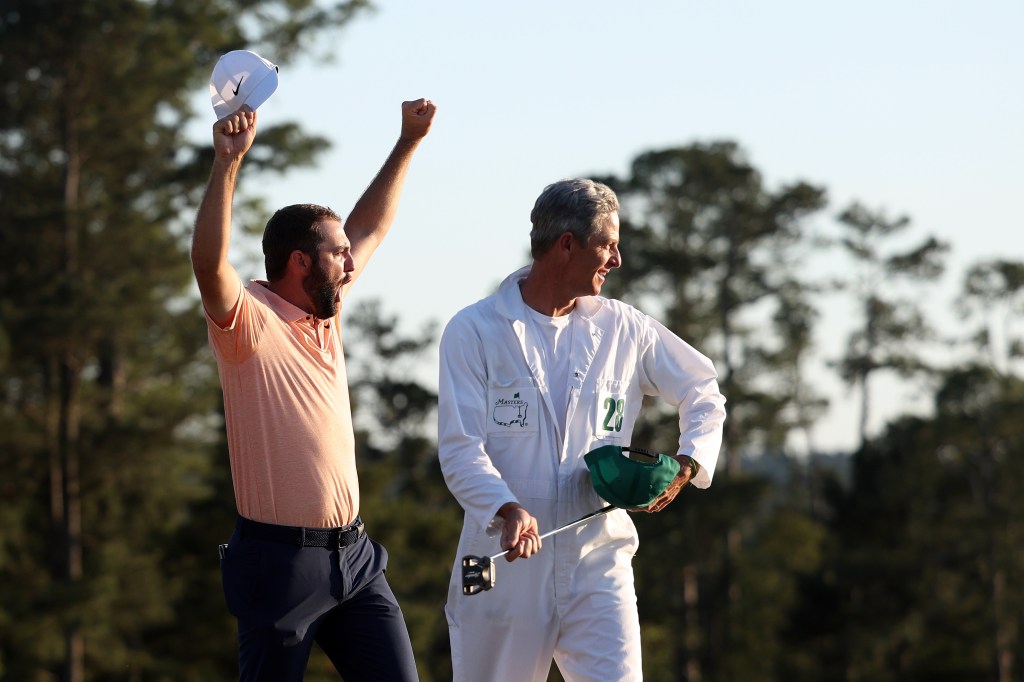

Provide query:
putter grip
left=488, top=504, right=615, bottom=560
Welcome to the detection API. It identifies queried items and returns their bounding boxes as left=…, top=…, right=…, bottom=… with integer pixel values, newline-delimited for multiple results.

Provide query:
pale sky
left=202, top=0, right=1023, bottom=453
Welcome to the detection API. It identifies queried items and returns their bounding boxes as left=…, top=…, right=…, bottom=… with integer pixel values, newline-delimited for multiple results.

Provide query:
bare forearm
left=194, top=107, right=256, bottom=277
left=345, top=98, right=435, bottom=259
left=192, top=156, right=243, bottom=325
left=345, top=136, right=423, bottom=246
left=192, top=157, right=241, bottom=273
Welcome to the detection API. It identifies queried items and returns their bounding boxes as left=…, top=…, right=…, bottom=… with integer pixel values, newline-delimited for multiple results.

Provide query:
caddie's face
left=567, top=212, right=622, bottom=297
left=303, top=219, right=354, bottom=318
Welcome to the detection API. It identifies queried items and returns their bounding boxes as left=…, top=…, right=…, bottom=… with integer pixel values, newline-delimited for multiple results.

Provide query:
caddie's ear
left=556, top=232, right=577, bottom=256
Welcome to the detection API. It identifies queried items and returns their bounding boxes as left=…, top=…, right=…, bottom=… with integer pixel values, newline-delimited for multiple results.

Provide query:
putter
left=461, top=504, right=615, bottom=595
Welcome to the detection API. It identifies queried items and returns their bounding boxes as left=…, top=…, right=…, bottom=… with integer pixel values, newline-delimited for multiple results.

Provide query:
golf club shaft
left=489, top=504, right=615, bottom=560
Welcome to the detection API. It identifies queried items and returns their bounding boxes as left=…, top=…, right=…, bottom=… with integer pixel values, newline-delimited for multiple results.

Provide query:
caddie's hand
left=643, top=456, right=698, bottom=513
left=399, top=98, right=437, bottom=142
left=498, top=502, right=541, bottom=562
left=213, top=106, right=257, bottom=159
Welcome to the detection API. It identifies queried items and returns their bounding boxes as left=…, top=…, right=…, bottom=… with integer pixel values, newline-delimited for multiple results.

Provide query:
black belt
left=238, top=516, right=364, bottom=549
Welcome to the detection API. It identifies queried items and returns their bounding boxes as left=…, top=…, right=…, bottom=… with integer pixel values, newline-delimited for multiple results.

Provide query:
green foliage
left=957, top=259, right=1024, bottom=374
left=833, top=202, right=950, bottom=446
left=815, top=365, right=1024, bottom=681
left=0, top=0, right=369, bottom=679
left=596, top=142, right=829, bottom=461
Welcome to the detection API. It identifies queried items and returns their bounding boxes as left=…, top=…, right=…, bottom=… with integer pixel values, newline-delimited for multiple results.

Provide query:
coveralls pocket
left=486, top=380, right=539, bottom=436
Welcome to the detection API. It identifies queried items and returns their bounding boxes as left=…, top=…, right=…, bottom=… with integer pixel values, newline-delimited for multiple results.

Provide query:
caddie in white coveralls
left=438, top=178, right=726, bottom=682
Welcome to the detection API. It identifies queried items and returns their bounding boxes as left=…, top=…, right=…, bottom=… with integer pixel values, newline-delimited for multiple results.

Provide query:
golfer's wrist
left=211, top=154, right=244, bottom=176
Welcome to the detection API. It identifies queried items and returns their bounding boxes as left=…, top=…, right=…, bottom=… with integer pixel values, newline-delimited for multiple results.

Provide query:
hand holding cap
left=584, top=445, right=681, bottom=509
left=210, top=50, right=279, bottom=119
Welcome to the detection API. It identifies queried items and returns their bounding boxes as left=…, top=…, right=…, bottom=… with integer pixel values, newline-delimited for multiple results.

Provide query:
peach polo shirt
left=206, top=280, right=358, bottom=528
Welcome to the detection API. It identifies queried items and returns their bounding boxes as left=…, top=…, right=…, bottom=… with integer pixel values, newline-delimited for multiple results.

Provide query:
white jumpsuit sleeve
left=437, top=312, right=519, bottom=532
left=639, top=316, right=726, bottom=488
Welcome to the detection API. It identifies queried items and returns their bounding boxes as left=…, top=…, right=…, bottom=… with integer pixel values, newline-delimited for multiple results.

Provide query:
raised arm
left=191, top=108, right=258, bottom=327
left=341, top=98, right=437, bottom=298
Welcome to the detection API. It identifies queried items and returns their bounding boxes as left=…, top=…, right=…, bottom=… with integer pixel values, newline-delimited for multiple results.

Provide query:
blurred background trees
left=1, top=1, right=1022, bottom=681
left=0, top=1, right=365, bottom=679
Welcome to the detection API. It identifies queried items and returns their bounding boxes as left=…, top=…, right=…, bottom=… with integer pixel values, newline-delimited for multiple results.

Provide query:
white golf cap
left=209, top=50, right=279, bottom=119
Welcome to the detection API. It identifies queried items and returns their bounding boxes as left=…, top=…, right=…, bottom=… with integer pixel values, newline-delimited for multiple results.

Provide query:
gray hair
left=529, top=179, right=620, bottom=259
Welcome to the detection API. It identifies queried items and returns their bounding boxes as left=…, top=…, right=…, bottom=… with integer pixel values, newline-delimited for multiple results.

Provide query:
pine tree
left=594, top=142, right=829, bottom=681
left=0, top=1, right=369, bottom=678
left=833, top=202, right=948, bottom=447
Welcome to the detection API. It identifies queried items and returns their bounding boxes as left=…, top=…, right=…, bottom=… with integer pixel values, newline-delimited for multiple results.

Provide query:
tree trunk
left=992, top=568, right=1012, bottom=682
left=46, top=357, right=66, bottom=576
left=60, top=355, right=84, bottom=682
left=59, top=80, right=85, bottom=682
left=857, top=371, right=869, bottom=449
left=681, top=564, right=702, bottom=682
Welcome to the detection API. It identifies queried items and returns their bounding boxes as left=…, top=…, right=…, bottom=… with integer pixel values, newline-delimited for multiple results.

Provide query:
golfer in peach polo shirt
left=192, top=98, right=436, bottom=681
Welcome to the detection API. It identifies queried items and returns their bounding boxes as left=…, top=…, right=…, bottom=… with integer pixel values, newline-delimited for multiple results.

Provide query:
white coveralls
left=438, top=266, right=726, bottom=682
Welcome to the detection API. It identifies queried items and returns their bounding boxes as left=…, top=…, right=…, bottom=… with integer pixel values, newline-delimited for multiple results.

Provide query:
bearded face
left=303, top=256, right=341, bottom=319
left=295, top=219, right=352, bottom=319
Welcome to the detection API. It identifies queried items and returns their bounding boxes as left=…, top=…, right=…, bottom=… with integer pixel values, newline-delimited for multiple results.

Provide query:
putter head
left=461, top=555, right=495, bottom=596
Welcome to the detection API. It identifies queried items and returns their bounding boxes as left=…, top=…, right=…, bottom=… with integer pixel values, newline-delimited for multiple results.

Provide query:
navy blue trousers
left=221, top=517, right=418, bottom=681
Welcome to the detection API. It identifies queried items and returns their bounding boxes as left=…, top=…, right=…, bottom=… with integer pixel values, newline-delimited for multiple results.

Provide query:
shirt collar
left=248, top=280, right=324, bottom=324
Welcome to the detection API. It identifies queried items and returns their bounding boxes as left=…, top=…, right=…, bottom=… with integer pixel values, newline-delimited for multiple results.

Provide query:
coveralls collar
left=494, top=265, right=605, bottom=321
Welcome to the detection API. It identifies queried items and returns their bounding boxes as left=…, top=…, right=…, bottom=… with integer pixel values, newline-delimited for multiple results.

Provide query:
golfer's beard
left=304, top=266, right=340, bottom=319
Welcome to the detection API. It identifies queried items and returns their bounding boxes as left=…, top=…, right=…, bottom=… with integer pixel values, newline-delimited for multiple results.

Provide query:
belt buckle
left=336, top=521, right=362, bottom=549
